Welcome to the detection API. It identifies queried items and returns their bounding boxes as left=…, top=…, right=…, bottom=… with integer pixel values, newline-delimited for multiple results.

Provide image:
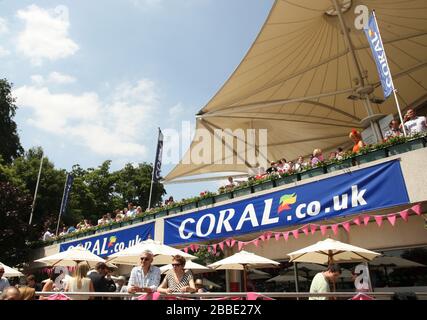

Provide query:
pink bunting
left=320, top=225, right=328, bottom=236
left=310, top=224, right=318, bottom=235
left=283, top=232, right=289, bottom=241
left=301, top=226, right=309, bottom=236
left=219, top=241, right=224, bottom=252
left=230, top=239, right=236, bottom=247
left=193, top=244, right=199, bottom=252
left=183, top=247, right=189, bottom=253
left=411, top=204, right=422, bottom=216
left=238, top=241, right=244, bottom=251
left=259, top=234, right=266, bottom=242
left=342, top=222, right=351, bottom=233
left=292, top=230, right=299, bottom=239
left=253, top=239, right=259, bottom=247
left=265, top=232, right=272, bottom=241
left=331, top=224, right=339, bottom=235
left=374, top=215, right=383, bottom=227
left=274, top=232, right=281, bottom=241
left=400, top=210, right=409, bottom=222
left=387, top=214, right=397, bottom=226
left=226, top=239, right=231, bottom=247
left=363, top=215, right=370, bottom=226
left=353, top=217, right=361, bottom=226
left=212, top=244, right=217, bottom=254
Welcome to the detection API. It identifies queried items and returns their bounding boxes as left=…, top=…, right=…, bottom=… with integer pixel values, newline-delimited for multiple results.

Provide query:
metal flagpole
left=148, top=128, right=161, bottom=210
left=29, top=154, right=44, bottom=225
left=56, top=174, right=68, bottom=236
left=371, top=10, right=407, bottom=137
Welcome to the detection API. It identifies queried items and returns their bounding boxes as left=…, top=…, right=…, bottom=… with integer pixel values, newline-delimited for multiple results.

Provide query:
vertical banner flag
left=153, top=129, right=164, bottom=182
left=60, top=174, right=74, bottom=216
left=364, top=11, right=393, bottom=99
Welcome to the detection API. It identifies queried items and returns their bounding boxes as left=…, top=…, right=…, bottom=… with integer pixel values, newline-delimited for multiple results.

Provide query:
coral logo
left=107, top=236, right=117, bottom=248
left=278, top=193, right=297, bottom=213
left=368, top=29, right=374, bottom=38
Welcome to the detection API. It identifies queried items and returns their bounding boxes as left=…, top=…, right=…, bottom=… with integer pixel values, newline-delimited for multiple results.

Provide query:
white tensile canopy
left=165, top=0, right=427, bottom=182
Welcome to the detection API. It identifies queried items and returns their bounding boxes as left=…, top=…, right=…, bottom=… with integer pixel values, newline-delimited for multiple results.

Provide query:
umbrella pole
left=364, top=262, right=374, bottom=292
left=293, top=262, right=299, bottom=300
left=243, top=266, right=248, bottom=292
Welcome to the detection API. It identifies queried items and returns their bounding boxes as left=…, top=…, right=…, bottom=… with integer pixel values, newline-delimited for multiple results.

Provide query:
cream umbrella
left=287, top=238, right=381, bottom=265
left=369, top=255, right=425, bottom=268
left=160, top=260, right=213, bottom=274
left=208, top=251, right=280, bottom=292
left=247, top=269, right=271, bottom=280
left=107, top=239, right=196, bottom=265
left=34, top=246, right=106, bottom=267
left=0, top=262, right=24, bottom=277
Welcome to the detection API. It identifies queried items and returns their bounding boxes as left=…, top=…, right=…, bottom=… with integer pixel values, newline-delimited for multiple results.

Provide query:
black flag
left=153, top=129, right=164, bottom=182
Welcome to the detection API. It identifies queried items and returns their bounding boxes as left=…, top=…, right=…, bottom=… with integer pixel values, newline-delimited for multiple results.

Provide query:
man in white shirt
left=403, top=109, right=427, bottom=135
left=309, top=264, right=341, bottom=300
left=128, top=250, right=161, bottom=294
left=43, top=229, right=54, bottom=241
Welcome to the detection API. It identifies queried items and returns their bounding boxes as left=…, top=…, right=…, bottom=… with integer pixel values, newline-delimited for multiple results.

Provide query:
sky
left=0, top=0, right=274, bottom=201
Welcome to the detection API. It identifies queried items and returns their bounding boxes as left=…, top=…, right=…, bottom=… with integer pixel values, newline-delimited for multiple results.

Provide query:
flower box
left=355, top=148, right=388, bottom=165
left=299, top=166, right=326, bottom=180
left=326, top=158, right=354, bottom=173
left=155, top=210, right=168, bottom=218
left=252, top=180, right=275, bottom=193
left=198, top=197, right=214, bottom=208
left=275, top=174, right=298, bottom=186
left=143, top=214, right=155, bottom=222
left=168, top=206, right=182, bottom=215
left=133, top=217, right=144, bottom=223
left=120, top=220, right=133, bottom=227
left=182, top=202, right=198, bottom=212
left=214, top=192, right=233, bottom=203
left=387, top=137, right=425, bottom=156
left=232, top=186, right=253, bottom=198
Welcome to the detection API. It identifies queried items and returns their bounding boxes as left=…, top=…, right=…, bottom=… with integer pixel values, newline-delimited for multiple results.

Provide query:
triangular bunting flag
left=259, top=234, right=266, bottom=242
left=238, top=241, right=244, bottom=251
left=387, top=214, right=397, bottom=226
left=230, top=239, right=236, bottom=247
left=253, top=239, right=259, bottom=247
left=331, top=224, right=339, bottom=235
left=219, top=242, right=225, bottom=252
left=353, top=216, right=361, bottom=226
left=274, top=233, right=281, bottom=241
left=292, top=230, right=299, bottom=239
left=193, top=244, right=199, bottom=251
left=400, top=210, right=409, bottom=222
left=301, top=226, right=309, bottom=236
left=320, top=225, right=328, bottom=236
left=374, top=215, right=383, bottom=227
left=265, top=232, right=272, bottom=241
left=310, top=224, right=318, bottom=235
left=183, top=247, right=189, bottom=253
left=212, top=244, right=217, bottom=254
left=342, top=222, right=351, bottom=233
left=411, top=204, right=422, bottom=216
left=226, top=239, right=231, bottom=247
left=363, top=216, right=370, bottom=226
left=283, top=232, right=289, bottom=241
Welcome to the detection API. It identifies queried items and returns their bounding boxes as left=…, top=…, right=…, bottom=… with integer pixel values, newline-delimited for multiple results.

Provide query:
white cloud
left=0, top=46, right=10, bottom=57
left=16, top=5, right=79, bottom=65
left=169, top=102, right=184, bottom=119
left=130, top=0, right=163, bottom=9
left=14, top=79, right=158, bottom=157
left=31, top=72, right=76, bottom=85
left=0, top=18, right=8, bottom=34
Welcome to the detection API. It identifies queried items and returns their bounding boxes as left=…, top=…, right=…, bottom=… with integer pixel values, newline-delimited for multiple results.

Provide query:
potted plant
left=232, top=181, right=253, bottom=198
left=275, top=171, right=299, bottom=186
left=326, top=152, right=355, bottom=172
left=214, top=186, right=233, bottom=203
left=354, top=143, right=388, bottom=165
left=299, top=162, right=327, bottom=180
left=252, top=174, right=276, bottom=193
left=387, top=133, right=426, bottom=156
left=198, top=191, right=215, bottom=207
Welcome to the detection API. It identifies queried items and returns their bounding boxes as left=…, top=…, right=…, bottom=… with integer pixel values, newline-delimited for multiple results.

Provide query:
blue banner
left=153, top=128, right=163, bottom=182
left=60, top=174, right=74, bottom=217
left=164, top=160, right=409, bottom=245
left=364, top=12, right=394, bottom=98
left=60, top=222, right=155, bottom=257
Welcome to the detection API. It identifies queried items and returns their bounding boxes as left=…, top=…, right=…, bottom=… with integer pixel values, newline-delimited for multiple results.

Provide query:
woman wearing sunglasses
left=157, top=255, right=196, bottom=294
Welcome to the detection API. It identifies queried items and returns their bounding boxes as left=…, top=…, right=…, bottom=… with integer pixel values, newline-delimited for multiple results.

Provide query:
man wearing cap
left=128, top=250, right=161, bottom=294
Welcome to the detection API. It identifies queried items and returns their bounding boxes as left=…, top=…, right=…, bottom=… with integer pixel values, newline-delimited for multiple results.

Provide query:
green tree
left=0, top=181, right=33, bottom=266
left=0, top=79, right=23, bottom=163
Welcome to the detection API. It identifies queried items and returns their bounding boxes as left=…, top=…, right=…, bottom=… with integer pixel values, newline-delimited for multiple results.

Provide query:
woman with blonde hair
left=349, top=129, right=365, bottom=153
left=65, top=262, right=95, bottom=300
